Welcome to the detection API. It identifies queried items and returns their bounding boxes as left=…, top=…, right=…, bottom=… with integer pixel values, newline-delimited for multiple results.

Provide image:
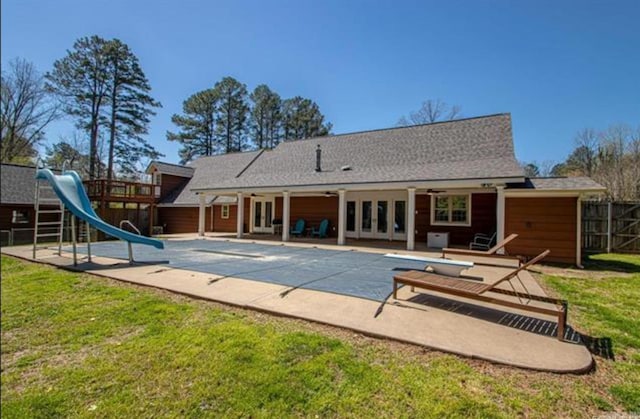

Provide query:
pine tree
left=167, top=88, right=221, bottom=163
left=46, top=36, right=111, bottom=179
left=249, top=84, right=281, bottom=149
left=104, top=39, right=162, bottom=180
left=214, top=77, right=248, bottom=152
left=281, top=96, right=331, bottom=141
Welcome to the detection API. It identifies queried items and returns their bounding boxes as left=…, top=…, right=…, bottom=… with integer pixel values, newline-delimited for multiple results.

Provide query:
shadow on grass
left=582, top=254, right=640, bottom=273
left=404, top=293, right=615, bottom=359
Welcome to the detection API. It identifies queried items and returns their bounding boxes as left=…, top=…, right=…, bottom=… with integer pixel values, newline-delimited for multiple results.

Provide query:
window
left=430, top=194, right=471, bottom=226
left=221, top=205, right=230, bottom=219
left=12, top=210, right=29, bottom=224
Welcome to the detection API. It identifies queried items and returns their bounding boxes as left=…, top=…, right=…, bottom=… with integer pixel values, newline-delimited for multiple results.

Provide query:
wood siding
left=505, top=197, right=577, bottom=264
left=289, top=196, right=339, bottom=237
left=212, top=205, right=237, bottom=232
left=159, top=174, right=188, bottom=201
left=415, top=193, right=497, bottom=246
left=157, top=206, right=213, bottom=234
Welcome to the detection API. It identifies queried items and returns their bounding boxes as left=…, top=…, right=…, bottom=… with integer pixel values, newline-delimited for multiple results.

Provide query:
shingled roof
left=147, top=161, right=195, bottom=178
left=190, top=113, right=524, bottom=192
left=158, top=150, right=263, bottom=206
left=1, top=164, right=58, bottom=205
left=507, top=177, right=606, bottom=192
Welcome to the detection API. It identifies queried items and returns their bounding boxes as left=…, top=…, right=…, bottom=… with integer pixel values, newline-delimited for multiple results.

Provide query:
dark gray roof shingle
left=190, top=114, right=524, bottom=191
left=507, top=177, right=606, bottom=192
left=158, top=150, right=263, bottom=206
left=147, top=161, right=194, bottom=178
left=1, top=164, right=58, bottom=205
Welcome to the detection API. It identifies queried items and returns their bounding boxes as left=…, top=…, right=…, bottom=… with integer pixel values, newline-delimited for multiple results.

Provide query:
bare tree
left=398, top=99, right=462, bottom=126
left=1, top=58, right=58, bottom=163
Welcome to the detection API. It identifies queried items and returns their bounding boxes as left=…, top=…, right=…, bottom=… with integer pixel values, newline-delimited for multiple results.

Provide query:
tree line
left=167, top=78, right=332, bottom=163
left=521, top=124, right=640, bottom=200
left=1, top=35, right=332, bottom=178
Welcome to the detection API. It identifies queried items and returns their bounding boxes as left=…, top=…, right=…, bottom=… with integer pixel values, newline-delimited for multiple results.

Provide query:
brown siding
left=212, top=204, right=237, bottom=232
left=159, top=174, right=188, bottom=201
left=289, top=196, right=339, bottom=236
left=505, top=197, right=577, bottom=264
left=157, top=206, right=213, bottom=234
left=415, top=193, right=497, bottom=246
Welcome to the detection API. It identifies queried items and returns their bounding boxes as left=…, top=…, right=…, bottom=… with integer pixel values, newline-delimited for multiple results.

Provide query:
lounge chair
left=290, top=219, right=305, bottom=237
left=311, top=219, right=329, bottom=238
left=442, top=233, right=519, bottom=263
left=393, top=250, right=568, bottom=340
left=469, top=232, right=497, bottom=250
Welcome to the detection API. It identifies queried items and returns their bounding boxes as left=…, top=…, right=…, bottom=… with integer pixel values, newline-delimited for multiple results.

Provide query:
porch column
left=337, top=189, right=346, bottom=245
left=407, top=187, right=416, bottom=251
left=496, top=186, right=505, bottom=254
left=282, top=191, right=290, bottom=242
left=198, top=193, right=206, bottom=237
left=236, top=192, right=244, bottom=238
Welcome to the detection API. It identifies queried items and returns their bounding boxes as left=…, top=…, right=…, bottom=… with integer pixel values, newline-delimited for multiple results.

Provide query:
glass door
left=376, top=200, right=388, bottom=236
left=393, top=200, right=407, bottom=240
left=253, top=201, right=263, bottom=232
left=264, top=201, right=273, bottom=229
left=360, top=200, right=373, bottom=238
left=252, top=198, right=275, bottom=233
left=346, top=201, right=357, bottom=237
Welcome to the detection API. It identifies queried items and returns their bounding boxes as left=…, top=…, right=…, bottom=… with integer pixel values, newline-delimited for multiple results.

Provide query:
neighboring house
left=0, top=164, right=61, bottom=245
left=152, top=113, right=605, bottom=265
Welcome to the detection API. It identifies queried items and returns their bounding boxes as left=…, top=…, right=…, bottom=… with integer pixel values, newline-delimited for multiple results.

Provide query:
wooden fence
left=582, top=201, right=640, bottom=254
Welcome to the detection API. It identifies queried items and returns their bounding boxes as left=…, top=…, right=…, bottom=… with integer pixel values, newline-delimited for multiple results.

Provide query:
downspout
left=576, top=194, right=584, bottom=268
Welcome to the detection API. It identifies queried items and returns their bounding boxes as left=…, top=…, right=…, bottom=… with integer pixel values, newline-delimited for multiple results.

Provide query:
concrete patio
left=1, top=235, right=593, bottom=373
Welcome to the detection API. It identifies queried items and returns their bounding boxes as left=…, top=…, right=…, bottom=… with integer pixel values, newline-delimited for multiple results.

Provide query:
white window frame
left=221, top=204, right=230, bottom=219
left=430, top=193, right=472, bottom=227
left=12, top=209, right=29, bottom=224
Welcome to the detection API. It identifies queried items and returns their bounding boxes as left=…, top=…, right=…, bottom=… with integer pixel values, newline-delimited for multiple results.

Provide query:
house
left=0, top=164, right=61, bottom=245
left=151, top=113, right=605, bottom=265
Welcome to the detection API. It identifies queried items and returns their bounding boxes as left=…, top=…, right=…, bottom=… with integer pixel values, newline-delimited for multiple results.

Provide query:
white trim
left=192, top=177, right=524, bottom=195
left=236, top=192, right=244, bottom=238
left=198, top=194, right=206, bottom=236
left=504, top=190, right=604, bottom=198
left=282, top=191, right=290, bottom=242
left=407, top=188, right=416, bottom=251
left=337, top=189, right=346, bottom=245
left=221, top=204, right=230, bottom=219
left=250, top=197, right=275, bottom=233
left=430, top=193, right=472, bottom=227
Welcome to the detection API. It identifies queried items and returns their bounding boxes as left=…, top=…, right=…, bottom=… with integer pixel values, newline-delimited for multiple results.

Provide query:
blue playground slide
left=36, top=169, right=164, bottom=249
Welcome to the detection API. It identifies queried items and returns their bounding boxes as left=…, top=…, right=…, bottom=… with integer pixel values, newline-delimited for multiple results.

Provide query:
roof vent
left=341, top=165, right=352, bottom=171
left=315, top=144, right=322, bottom=172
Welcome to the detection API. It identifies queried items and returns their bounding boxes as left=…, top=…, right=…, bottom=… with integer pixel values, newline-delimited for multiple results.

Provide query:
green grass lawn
left=1, top=253, right=639, bottom=417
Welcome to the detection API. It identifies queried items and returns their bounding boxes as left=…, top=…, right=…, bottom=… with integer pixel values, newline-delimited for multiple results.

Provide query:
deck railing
left=83, top=179, right=160, bottom=202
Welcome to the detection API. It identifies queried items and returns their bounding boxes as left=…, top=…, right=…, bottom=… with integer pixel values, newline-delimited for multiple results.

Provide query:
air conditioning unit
left=427, top=232, right=449, bottom=249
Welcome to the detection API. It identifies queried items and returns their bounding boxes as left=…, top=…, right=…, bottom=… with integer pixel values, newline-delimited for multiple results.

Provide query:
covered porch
left=196, top=183, right=508, bottom=252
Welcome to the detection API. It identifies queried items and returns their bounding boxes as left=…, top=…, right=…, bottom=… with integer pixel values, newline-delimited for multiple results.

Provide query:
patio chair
left=311, top=219, right=329, bottom=238
left=290, top=219, right=306, bottom=237
left=393, top=250, right=568, bottom=340
left=469, top=232, right=497, bottom=250
left=442, top=233, right=520, bottom=264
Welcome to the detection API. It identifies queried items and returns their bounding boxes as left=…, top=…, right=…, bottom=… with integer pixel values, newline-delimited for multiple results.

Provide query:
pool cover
left=65, top=239, right=427, bottom=302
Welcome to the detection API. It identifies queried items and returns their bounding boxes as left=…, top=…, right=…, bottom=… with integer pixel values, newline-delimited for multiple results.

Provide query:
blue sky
left=2, top=0, right=639, bottom=166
